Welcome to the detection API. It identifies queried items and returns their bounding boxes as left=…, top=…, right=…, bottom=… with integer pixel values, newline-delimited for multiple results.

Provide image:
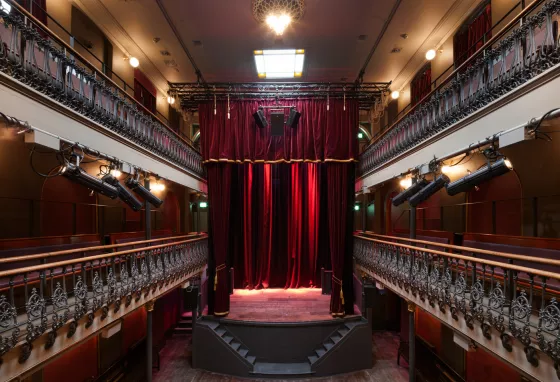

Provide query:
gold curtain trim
left=331, top=312, right=345, bottom=317
left=214, top=311, right=229, bottom=316
left=203, top=158, right=357, bottom=164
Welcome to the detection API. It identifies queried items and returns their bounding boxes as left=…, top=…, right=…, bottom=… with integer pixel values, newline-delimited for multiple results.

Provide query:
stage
left=194, top=288, right=371, bottom=378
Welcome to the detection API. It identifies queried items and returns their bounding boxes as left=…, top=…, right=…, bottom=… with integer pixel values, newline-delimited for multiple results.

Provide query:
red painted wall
left=122, top=308, right=147, bottom=353
left=466, top=346, right=520, bottom=382
left=43, top=336, right=98, bottom=382
left=416, top=309, right=442, bottom=354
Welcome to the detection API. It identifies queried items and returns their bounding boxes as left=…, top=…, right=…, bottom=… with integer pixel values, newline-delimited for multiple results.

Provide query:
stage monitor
left=253, top=107, right=268, bottom=128
left=271, top=112, right=284, bottom=136
left=286, top=107, right=301, bottom=128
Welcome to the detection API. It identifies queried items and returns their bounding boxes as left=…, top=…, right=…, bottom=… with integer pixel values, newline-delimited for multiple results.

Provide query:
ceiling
left=73, top=0, right=480, bottom=91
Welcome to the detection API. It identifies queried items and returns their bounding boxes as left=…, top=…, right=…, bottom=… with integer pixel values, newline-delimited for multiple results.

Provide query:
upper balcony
left=357, top=0, right=560, bottom=188
left=0, top=0, right=204, bottom=188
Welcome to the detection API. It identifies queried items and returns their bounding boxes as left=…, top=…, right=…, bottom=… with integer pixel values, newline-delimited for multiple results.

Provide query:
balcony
left=358, top=0, right=560, bottom=181
left=354, top=232, right=560, bottom=381
left=0, top=1, right=204, bottom=180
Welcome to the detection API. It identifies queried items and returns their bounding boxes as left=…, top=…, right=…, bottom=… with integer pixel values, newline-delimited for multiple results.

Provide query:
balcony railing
left=0, top=235, right=208, bottom=368
left=0, top=0, right=204, bottom=178
left=358, top=0, right=557, bottom=178
left=354, top=233, right=560, bottom=378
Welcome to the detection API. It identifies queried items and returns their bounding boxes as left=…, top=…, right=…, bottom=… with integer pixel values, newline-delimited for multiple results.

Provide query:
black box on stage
left=183, top=285, right=199, bottom=311
left=321, top=268, right=332, bottom=295
left=271, top=112, right=284, bottom=136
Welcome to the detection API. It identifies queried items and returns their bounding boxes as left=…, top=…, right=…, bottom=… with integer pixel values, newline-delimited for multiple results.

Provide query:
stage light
left=425, top=49, right=436, bottom=60
left=63, top=160, right=119, bottom=199
left=399, top=178, right=412, bottom=189
left=354, top=204, right=360, bottom=211
left=199, top=201, right=208, bottom=208
left=391, top=90, right=400, bottom=100
left=446, top=158, right=513, bottom=196
left=409, top=175, right=450, bottom=207
left=286, top=107, right=301, bottom=128
left=392, top=178, right=429, bottom=206
left=125, top=178, right=163, bottom=208
left=129, top=57, right=139, bottom=68
left=102, top=174, right=142, bottom=211
left=253, top=107, right=268, bottom=128
left=1, top=0, right=11, bottom=14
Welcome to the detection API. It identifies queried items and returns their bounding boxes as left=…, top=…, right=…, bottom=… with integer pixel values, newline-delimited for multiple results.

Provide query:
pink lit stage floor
left=225, top=288, right=349, bottom=322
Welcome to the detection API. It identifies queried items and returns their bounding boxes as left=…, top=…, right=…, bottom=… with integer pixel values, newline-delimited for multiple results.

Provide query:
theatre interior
left=1, top=0, right=560, bottom=381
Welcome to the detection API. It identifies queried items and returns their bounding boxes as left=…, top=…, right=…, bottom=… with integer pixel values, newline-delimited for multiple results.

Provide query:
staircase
left=193, top=316, right=372, bottom=378
left=173, top=311, right=194, bottom=336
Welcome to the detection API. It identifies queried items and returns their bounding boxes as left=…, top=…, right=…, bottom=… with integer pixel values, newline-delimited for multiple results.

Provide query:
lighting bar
left=408, top=175, right=449, bottom=207
left=392, top=179, right=429, bottom=206
left=125, top=178, right=163, bottom=208
left=446, top=159, right=512, bottom=196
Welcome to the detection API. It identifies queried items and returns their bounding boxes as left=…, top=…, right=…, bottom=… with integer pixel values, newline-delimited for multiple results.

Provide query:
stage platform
left=193, top=288, right=372, bottom=378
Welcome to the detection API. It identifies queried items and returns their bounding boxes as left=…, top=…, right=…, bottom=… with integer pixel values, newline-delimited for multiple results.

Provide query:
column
left=146, top=299, right=155, bottom=382
left=408, top=301, right=416, bottom=382
left=145, top=177, right=151, bottom=240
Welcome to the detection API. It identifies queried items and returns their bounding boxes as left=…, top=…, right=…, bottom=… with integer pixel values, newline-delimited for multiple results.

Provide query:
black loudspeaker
left=321, top=268, right=332, bottom=295
left=286, top=108, right=301, bottom=128
left=271, top=112, right=284, bottom=136
left=183, top=285, right=199, bottom=311
left=253, top=107, right=268, bottom=128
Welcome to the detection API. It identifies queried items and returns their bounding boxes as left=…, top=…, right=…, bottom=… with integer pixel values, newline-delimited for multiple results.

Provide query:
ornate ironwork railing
left=0, top=1, right=204, bottom=178
left=0, top=236, right=208, bottom=366
left=358, top=0, right=558, bottom=177
left=354, top=234, right=560, bottom=378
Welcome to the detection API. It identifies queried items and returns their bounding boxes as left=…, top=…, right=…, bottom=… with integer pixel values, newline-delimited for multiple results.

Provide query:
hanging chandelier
left=252, top=0, right=305, bottom=36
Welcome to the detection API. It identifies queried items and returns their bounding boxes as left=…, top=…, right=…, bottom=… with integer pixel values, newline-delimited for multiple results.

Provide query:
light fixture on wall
left=167, top=95, right=175, bottom=105
left=446, top=158, right=513, bottom=196
left=151, top=178, right=166, bottom=192
left=252, top=0, right=305, bottom=36
left=128, top=56, right=140, bottom=68
left=391, top=90, right=400, bottom=100
left=399, top=177, right=412, bottom=188
left=109, top=163, right=122, bottom=179
left=408, top=174, right=450, bottom=207
left=199, top=201, right=208, bottom=208
left=425, top=49, right=436, bottom=61
left=392, top=178, right=429, bottom=206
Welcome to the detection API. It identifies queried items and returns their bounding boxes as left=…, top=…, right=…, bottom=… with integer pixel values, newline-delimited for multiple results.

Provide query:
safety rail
left=358, top=0, right=557, bottom=177
left=0, top=233, right=203, bottom=266
left=0, top=0, right=204, bottom=178
left=0, top=235, right=208, bottom=367
left=354, top=233, right=560, bottom=378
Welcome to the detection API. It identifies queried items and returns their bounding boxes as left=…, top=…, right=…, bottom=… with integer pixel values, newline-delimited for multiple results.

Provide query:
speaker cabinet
left=271, top=112, right=284, bottom=136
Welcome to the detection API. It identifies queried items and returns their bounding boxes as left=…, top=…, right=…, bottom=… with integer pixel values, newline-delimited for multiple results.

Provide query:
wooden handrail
left=361, top=231, right=560, bottom=267
left=6, top=0, right=198, bottom=152
left=354, top=234, right=560, bottom=281
left=0, top=235, right=207, bottom=278
left=0, top=233, right=203, bottom=265
left=362, top=0, right=544, bottom=152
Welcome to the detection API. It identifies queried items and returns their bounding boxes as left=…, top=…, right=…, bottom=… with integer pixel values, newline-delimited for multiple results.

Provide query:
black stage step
left=251, top=362, right=313, bottom=376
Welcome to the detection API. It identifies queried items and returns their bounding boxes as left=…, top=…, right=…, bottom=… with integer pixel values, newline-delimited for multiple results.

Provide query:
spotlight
left=125, top=177, right=163, bottom=208
left=446, top=158, right=512, bottom=196
left=391, top=90, right=400, bottom=100
left=286, top=107, right=301, bottom=128
left=253, top=106, right=268, bottom=128
left=199, top=201, right=208, bottom=208
left=129, top=57, right=139, bottom=68
left=409, top=175, right=450, bottom=207
left=63, top=158, right=119, bottom=199
left=392, top=178, right=429, bottom=206
left=425, top=49, right=436, bottom=60
left=102, top=174, right=143, bottom=211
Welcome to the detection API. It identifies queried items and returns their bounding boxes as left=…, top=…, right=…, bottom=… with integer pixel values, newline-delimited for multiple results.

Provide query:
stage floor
left=225, top=288, right=339, bottom=322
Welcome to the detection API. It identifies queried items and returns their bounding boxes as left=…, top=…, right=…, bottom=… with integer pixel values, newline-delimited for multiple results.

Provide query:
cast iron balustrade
left=358, top=0, right=560, bottom=177
left=354, top=233, right=560, bottom=379
left=0, top=236, right=208, bottom=367
left=0, top=1, right=204, bottom=178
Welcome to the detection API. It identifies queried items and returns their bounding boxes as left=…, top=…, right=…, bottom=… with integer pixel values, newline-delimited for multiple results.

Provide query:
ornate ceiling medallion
left=252, top=0, right=305, bottom=35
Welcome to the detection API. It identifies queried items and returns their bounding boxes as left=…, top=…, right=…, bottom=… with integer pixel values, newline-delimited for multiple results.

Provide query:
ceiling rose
left=252, top=0, right=305, bottom=35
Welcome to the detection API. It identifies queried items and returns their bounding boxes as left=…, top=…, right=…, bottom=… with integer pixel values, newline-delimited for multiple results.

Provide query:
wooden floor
left=225, top=288, right=337, bottom=322
left=152, top=331, right=409, bottom=382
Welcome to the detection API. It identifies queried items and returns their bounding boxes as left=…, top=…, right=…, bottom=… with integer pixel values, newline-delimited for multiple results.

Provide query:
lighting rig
left=168, top=82, right=392, bottom=112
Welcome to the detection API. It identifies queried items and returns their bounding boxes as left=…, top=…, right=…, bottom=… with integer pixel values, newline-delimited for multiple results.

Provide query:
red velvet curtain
left=411, top=64, right=432, bottom=106
left=201, top=99, right=356, bottom=316
left=207, top=163, right=232, bottom=316
left=454, top=3, right=492, bottom=68
left=200, top=99, right=358, bottom=163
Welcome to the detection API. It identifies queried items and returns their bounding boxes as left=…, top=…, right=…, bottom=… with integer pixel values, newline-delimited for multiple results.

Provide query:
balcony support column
left=146, top=299, right=155, bottom=382
left=408, top=301, right=416, bottom=382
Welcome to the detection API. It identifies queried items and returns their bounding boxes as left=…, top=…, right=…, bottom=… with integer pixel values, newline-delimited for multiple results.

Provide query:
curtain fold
left=454, top=3, right=492, bottom=68
left=207, top=163, right=232, bottom=316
